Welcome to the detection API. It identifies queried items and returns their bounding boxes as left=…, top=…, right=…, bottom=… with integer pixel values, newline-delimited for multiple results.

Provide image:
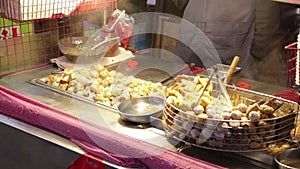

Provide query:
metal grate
left=0, top=0, right=117, bottom=76
left=285, top=42, right=298, bottom=87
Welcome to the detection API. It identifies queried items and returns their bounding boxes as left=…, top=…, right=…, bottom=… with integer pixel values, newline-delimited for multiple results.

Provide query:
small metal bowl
left=117, top=96, right=164, bottom=124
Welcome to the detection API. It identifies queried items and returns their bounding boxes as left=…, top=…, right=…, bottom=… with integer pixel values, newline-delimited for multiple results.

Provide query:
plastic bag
left=108, top=9, right=134, bottom=50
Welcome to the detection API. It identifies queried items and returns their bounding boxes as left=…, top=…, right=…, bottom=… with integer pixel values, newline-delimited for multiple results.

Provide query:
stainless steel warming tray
left=28, top=71, right=164, bottom=112
left=28, top=76, right=117, bottom=110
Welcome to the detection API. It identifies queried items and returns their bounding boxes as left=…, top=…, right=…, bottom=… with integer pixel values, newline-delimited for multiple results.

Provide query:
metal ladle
left=90, top=10, right=125, bottom=50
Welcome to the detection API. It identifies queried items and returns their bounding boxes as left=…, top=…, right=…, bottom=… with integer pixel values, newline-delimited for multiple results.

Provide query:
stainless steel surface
left=0, top=114, right=129, bottom=169
left=117, top=96, right=164, bottom=123
left=0, top=113, right=84, bottom=154
left=205, top=63, right=241, bottom=80
left=275, top=148, right=300, bottom=169
left=0, top=64, right=295, bottom=168
left=273, top=0, right=300, bottom=5
left=0, top=114, right=81, bottom=169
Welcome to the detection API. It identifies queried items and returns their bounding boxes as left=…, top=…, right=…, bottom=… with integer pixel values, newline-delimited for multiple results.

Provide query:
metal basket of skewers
left=161, top=71, right=299, bottom=152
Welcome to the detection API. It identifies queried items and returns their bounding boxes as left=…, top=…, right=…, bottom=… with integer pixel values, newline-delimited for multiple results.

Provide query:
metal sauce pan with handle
left=275, top=144, right=300, bottom=169
left=117, top=96, right=164, bottom=124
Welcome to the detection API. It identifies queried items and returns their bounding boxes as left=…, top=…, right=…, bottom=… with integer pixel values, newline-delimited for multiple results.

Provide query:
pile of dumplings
left=41, top=65, right=164, bottom=106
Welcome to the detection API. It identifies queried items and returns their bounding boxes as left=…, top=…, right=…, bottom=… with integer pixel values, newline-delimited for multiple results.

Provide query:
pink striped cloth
left=0, top=86, right=224, bottom=169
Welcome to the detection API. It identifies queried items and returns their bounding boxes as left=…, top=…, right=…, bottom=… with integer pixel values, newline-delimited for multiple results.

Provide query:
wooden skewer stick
left=225, top=56, right=240, bottom=84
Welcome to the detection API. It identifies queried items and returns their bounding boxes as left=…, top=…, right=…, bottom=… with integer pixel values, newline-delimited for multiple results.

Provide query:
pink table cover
left=0, top=86, right=224, bottom=169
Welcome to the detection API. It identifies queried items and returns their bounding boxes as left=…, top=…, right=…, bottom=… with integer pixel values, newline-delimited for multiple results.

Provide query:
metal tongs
left=90, top=36, right=120, bottom=50
left=197, top=66, right=233, bottom=110
left=196, top=66, right=233, bottom=143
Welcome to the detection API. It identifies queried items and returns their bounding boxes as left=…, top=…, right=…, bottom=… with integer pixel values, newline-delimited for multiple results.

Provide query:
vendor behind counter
left=170, top=0, right=293, bottom=87
left=117, top=0, right=295, bottom=87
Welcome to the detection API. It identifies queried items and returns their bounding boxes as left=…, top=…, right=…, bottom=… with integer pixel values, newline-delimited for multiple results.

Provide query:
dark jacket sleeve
left=171, top=0, right=189, bottom=10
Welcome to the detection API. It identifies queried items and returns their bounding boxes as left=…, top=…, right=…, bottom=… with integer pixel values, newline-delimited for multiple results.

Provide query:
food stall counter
left=0, top=64, right=293, bottom=169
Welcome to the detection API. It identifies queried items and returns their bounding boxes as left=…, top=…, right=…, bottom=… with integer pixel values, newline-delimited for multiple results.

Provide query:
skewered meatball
left=190, top=128, right=200, bottom=138
left=225, top=130, right=232, bottom=137
left=235, top=103, right=247, bottom=113
left=222, top=112, right=231, bottom=120
left=206, top=107, right=216, bottom=118
left=231, top=110, right=242, bottom=120
left=214, top=131, right=225, bottom=141
left=248, top=111, right=261, bottom=122
left=193, top=105, right=204, bottom=115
